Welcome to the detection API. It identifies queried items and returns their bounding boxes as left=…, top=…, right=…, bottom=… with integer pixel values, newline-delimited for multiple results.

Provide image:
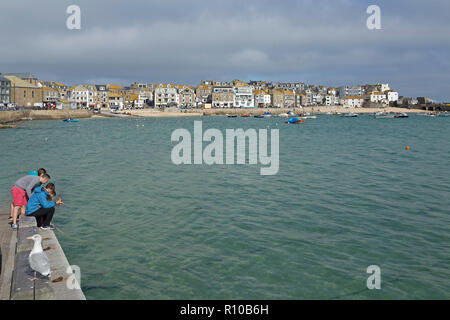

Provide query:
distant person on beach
left=25, top=183, right=63, bottom=230
left=10, top=173, right=50, bottom=230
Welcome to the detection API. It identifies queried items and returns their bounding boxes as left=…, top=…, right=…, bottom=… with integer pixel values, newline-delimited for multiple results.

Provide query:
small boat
left=287, top=111, right=295, bottom=116
left=285, top=117, right=305, bottom=124
left=394, top=113, right=409, bottom=118
left=63, top=118, right=79, bottom=122
left=324, top=112, right=332, bottom=115
left=341, top=112, right=358, bottom=117
left=306, top=115, right=317, bottom=119
left=263, top=112, right=272, bottom=117
left=438, top=112, right=449, bottom=117
left=241, top=114, right=250, bottom=117
left=374, top=112, right=394, bottom=119
left=227, top=115, right=237, bottom=118
left=254, top=115, right=264, bottom=118
left=278, top=113, right=289, bottom=117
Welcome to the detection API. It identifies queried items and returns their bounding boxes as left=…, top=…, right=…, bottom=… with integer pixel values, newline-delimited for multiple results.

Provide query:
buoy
left=405, top=146, right=410, bottom=150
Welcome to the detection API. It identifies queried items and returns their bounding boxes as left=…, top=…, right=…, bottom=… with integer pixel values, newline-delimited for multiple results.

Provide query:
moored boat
left=341, top=112, right=358, bottom=117
left=285, top=117, right=305, bottom=124
left=374, top=112, right=394, bottom=119
left=63, top=118, right=79, bottom=122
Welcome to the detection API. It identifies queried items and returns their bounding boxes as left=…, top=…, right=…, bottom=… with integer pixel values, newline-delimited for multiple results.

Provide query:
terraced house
left=95, top=85, right=109, bottom=108
left=271, top=89, right=284, bottom=108
left=0, top=75, right=11, bottom=106
left=195, top=84, right=212, bottom=106
left=385, top=90, right=399, bottom=103
left=68, top=85, right=97, bottom=109
left=342, top=96, right=364, bottom=108
left=339, top=85, right=363, bottom=97
left=275, top=82, right=305, bottom=92
left=295, top=93, right=307, bottom=107
left=154, top=84, right=178, bottom=107
left=108, top=91, right=124, bottom=109
left=129, top=82, right=153, bottom=106
left=254, top=89, right=271, bottom=107
left=177, top=85, right=195, bottom=107
left=4, top=74, right=43, bottom=107
left=212, top=86, right=234, bottom=108
left=42, top=86, right=60, bottom=105
left=283, top=90, right=295, bottom=108
left=234, top=86, right=254, bottom=108
left=365, top=91, right=387, bottom=105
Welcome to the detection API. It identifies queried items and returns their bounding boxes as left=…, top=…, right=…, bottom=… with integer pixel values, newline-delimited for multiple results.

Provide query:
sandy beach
left=292, top=106, right=429, bottom=115
left=104, top=106, right=429, bottom=118
left=128, top=110, right=203, bottom=117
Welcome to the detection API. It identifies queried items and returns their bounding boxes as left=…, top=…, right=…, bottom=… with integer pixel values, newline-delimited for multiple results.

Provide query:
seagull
left=26, top=234, right=51, bottom=280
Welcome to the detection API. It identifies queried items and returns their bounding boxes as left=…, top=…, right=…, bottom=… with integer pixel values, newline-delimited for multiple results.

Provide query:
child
left=26, top=183, right=63, bottom=230
left=28, top=168, right=47, bottom=176
left=10, top=168, right=47, bottom=221
left=10, top=173, right=51, bottom=230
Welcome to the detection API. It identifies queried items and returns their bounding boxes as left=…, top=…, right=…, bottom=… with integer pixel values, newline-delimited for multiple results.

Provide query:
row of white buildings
left=3, top=74, right=400, bottom=109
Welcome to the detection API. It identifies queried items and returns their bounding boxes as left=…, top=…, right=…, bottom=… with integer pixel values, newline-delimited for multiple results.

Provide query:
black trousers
left=29, top=207, right=55, bottom=227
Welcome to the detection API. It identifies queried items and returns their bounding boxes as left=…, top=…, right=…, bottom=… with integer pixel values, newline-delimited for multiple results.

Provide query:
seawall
left=0, top=110, right=92, bottom=124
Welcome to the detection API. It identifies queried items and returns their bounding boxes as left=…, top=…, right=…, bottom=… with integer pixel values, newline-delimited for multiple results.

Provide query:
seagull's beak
left=26, top=236, right=32, bottom=240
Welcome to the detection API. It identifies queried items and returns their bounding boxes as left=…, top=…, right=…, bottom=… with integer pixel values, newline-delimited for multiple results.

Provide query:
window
left=32, top=91, right=34, bottom=98
left=24, top=90, right=26, bottom=97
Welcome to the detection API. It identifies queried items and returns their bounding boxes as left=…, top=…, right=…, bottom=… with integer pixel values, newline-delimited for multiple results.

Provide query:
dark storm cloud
left=0, top=0, right=449, bottom=100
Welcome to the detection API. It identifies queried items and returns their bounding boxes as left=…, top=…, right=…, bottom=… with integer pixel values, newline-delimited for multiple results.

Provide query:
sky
left=0, top=0, right=449, bottom=101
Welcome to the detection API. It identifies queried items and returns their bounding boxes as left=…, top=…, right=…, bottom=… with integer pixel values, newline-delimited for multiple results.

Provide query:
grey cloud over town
left=0, top=0, right=449, bottom=100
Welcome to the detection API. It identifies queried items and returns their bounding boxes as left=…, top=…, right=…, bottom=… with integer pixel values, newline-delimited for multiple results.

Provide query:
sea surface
left=1, top=114, right=449, bottom=299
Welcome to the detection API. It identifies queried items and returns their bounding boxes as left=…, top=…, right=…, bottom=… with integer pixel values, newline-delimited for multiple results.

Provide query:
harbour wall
left=0, top=110, right=92, bottom=124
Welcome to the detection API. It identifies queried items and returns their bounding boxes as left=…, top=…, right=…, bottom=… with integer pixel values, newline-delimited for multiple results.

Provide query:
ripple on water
left=0, top=115, right=449, bottom=299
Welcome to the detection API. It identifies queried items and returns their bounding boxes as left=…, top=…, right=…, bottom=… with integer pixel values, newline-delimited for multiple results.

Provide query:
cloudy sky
left=0, top=0, right=449, bottom=100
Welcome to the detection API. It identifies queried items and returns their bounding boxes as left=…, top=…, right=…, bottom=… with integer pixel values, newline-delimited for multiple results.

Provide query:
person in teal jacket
left=26, top=183, right=63, bottom=230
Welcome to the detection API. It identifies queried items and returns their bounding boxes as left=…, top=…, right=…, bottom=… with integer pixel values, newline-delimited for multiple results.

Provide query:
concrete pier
left=0, top=213, right=85, bottom=300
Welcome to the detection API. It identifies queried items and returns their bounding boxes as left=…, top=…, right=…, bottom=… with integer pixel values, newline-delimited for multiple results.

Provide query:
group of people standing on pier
left=9, top=168, right=63, bottom=230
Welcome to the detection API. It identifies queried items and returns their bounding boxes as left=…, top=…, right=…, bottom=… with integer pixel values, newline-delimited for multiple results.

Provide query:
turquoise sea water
left=1, top=114, right=449, bottom=299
